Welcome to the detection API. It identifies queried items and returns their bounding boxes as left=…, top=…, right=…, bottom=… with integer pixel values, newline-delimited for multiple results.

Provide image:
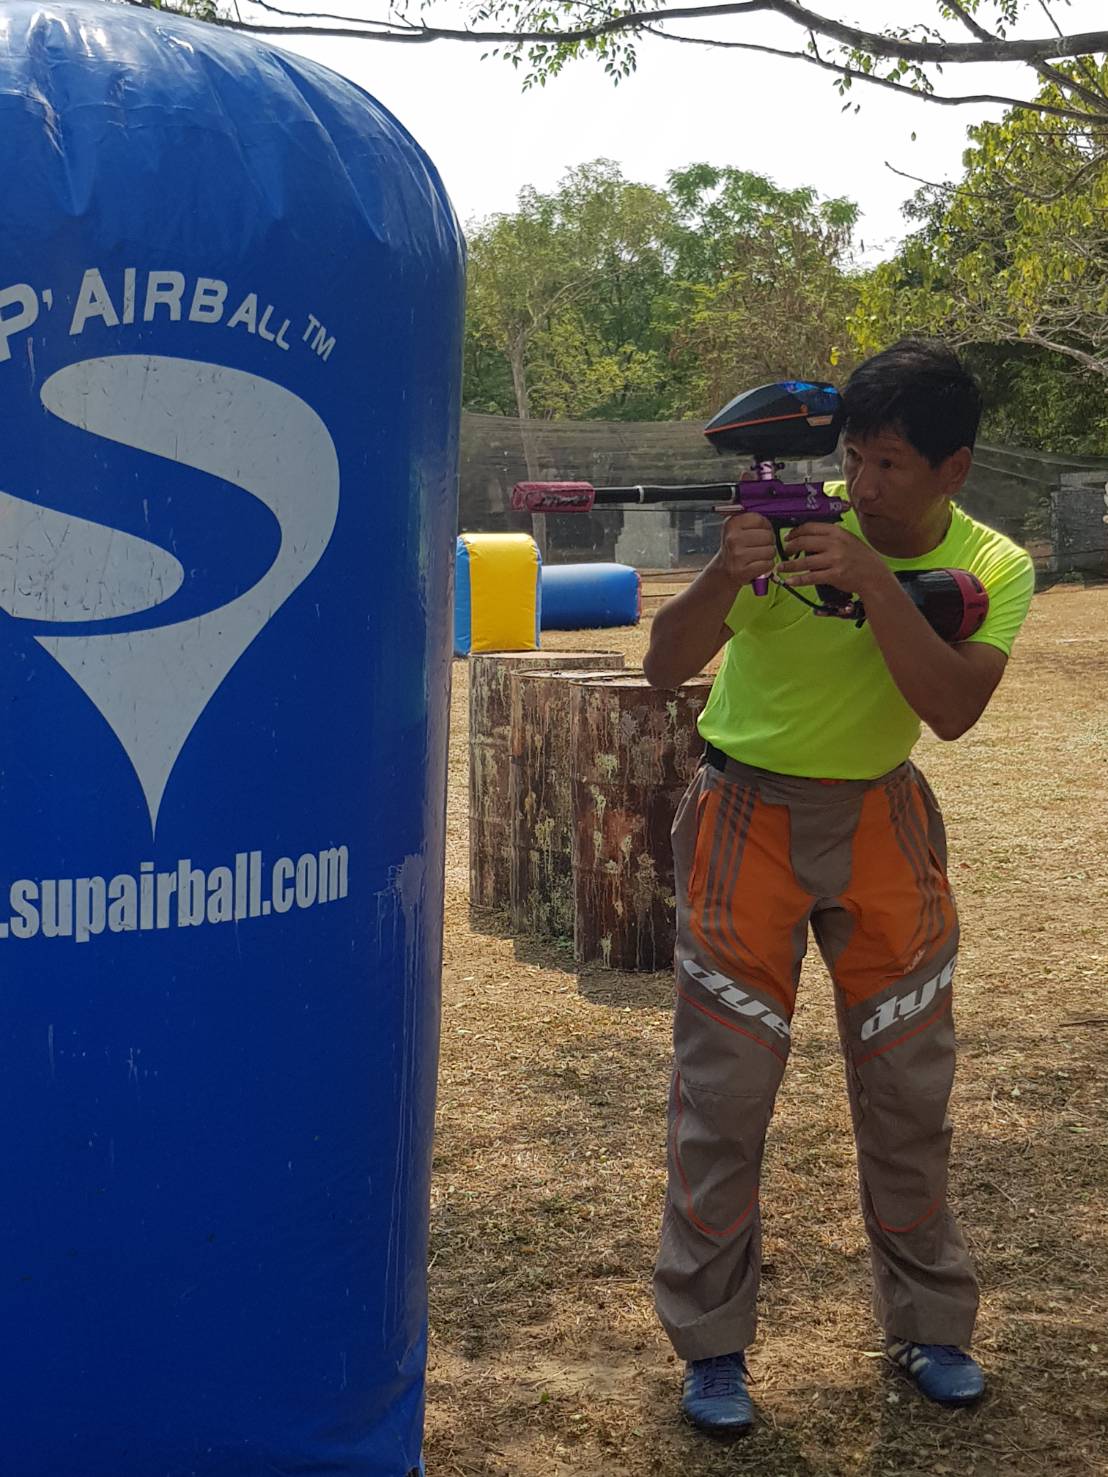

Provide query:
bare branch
left=139, top=1, right=1108, bottom=69
left=639, top=25, right=1096, bottom=123
left=1030, top=58, right=1108, bottom=115
left=886, top=150, right=1108, bottom=205
left=247, top=0, right=406, bottom=23
left=742, top=2, right=1107, bottom=66
left=942, top=1, right=998, bottom=45
left=1036, top=0, right=1064, bottom=40
left=1022, top=330, right=1108, bottom=377
left=1036, top=0, right=1108, bottom=103
left=883, top=160, right=985, bottom=198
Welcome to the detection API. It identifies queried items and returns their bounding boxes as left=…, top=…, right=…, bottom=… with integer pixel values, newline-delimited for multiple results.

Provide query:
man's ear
left=942, top=447, right=972, bottom=499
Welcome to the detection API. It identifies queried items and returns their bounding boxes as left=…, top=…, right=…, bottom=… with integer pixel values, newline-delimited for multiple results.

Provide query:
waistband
left=702, top=742, right=910, bottom=804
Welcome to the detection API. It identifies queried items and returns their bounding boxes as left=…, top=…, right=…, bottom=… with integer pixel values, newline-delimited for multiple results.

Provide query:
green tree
left=850, top=61, right=1108, bottom=448
left=463, top=160, right=862, bottom=426
left=664, top=165, right=861, bottom=416
left=462, top=161, right=676, bottom=434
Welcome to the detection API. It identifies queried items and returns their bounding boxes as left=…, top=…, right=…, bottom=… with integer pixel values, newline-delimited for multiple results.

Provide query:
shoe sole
left=919, top=1389, right=985, bottom=1408
left=680, top=1409, right=754, bottom=1440
left=886, top=1358, right=986, bottom=1408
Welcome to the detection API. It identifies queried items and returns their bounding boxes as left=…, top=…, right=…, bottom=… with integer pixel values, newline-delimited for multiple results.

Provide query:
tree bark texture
left=469, top=650, right=624, bottom=911
left=508, top=667, right=628, bottom=940
left=572, top=674, right=713, bottom=970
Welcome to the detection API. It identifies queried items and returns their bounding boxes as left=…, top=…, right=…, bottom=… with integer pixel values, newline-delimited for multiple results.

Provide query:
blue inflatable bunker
left=0, top=5, right=463, bottom=1474
left=540, top=562, right=642, bottom=630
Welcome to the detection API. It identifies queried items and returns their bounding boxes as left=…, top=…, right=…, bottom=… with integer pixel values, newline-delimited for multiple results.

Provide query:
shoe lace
left=906, top=1343, right=968, bottom=1365
left=697, top=1354, right=749, bottom=1397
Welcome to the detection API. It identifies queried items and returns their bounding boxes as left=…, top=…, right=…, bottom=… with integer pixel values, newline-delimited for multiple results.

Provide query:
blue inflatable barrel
left=0, top=4, right=463, bottom=1473
left=540, top=562, right=642, bottom=629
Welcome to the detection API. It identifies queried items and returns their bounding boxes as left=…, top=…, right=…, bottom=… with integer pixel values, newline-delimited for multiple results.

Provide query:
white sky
left=254, top=0, right=1103, bottom=263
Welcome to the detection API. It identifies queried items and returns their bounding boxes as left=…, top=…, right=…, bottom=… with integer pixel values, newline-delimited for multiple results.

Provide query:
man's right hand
left=716, top=510, right=777, bottom=588
left=643, top=511, right=778, bottom=689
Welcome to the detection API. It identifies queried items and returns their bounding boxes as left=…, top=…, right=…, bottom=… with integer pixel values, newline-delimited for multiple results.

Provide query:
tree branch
left=743, top=2, right=1106, bottom=66
left=246, top=0, right=413, bottom=23
left=941, top=1, right=998, bottom=45
left=886, top=152, right=1108, bottom=205
left=638, top=25, right=1096, bottom=122
left=1022, top=330, right=1108, bottom=377
left=883, top=160, right=988, bottom=199
left=141, top=1, right=1108, bottom=69
left=1038, top=1, right=1108, bottom=105
left=1036, top=0, right=1064, bottom=40
left=937, top=0, right=1105, bottom=122
left=1029, top=57, right=1108, bottom=115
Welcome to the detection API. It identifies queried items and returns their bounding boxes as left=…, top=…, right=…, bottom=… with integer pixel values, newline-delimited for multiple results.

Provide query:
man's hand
left=719, top=511, right=777, bottom=588
left=642, top=508, right=775, bottom=689
left=786, top=529, right=1008, bottom=739
left=779, top=522, right=892, bottom=600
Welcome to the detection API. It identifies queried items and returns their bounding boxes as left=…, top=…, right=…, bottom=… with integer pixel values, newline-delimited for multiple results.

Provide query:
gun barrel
left=511, top=480, right=849, bottom=518
left=511, top=480, right=738, bottom=513
left=592, top=483, right=738, bottom=506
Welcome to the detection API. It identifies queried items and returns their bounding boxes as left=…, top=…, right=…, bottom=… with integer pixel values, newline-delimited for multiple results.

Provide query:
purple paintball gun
left=513, top=379, right=858, bottom=618
left=718, top=460, right=850, bottom=598
left=702, top=379, right=852, bottom=609
left=510, top=379, right=991, bottom=639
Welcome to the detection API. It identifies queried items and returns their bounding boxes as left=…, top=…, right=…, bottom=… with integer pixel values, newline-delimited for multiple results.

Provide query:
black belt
left=703, top=742, right=730, bottom=772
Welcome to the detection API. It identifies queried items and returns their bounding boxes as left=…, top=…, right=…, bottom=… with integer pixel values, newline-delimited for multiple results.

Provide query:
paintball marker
left=511, top=379, right=989, bottom=641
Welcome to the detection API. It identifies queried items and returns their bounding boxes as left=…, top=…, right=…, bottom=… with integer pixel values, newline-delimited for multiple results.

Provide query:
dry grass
left=426, top=585, right=1108, bottom=1477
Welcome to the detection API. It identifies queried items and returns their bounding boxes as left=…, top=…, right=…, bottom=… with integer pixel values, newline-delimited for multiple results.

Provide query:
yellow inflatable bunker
left=454, top=532, right=542, bottom=655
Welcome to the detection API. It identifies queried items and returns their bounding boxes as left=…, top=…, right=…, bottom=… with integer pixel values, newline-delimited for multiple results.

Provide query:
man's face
left=841, top=427, right=967, bottom=549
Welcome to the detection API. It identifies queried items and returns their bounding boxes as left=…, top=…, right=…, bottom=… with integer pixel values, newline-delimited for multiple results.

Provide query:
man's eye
left=880, top=459, right=894, bottom=470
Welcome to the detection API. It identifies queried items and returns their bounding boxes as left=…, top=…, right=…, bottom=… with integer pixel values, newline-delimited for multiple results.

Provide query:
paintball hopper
left=893, top=569, right=988, bottom=644
left=704, top=380, right=844, bottom=460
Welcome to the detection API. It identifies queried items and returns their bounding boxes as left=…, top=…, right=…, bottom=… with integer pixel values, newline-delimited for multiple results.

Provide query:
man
left=643, top=340, right=1034, bottom=1435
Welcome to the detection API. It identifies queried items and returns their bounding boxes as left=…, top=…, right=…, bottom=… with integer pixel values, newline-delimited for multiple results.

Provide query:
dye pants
left=654, top=748, right=979, bottom=1360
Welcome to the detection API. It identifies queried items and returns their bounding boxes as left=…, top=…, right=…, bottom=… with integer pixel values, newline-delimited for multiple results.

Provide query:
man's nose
left=850, top=465, right=879, bottom=504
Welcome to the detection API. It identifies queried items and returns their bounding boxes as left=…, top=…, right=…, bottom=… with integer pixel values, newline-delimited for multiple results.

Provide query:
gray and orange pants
left=655, top=745, right=979, bottom=1360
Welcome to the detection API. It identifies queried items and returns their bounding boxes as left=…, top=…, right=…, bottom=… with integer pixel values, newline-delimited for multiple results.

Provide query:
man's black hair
left=842, top=339, right=983, bottom=467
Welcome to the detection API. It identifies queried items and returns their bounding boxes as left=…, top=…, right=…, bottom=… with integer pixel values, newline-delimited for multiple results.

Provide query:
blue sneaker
left=887, top=1339, right=986, bottom=1406
left=681, top=1352, right=754, bottom=1435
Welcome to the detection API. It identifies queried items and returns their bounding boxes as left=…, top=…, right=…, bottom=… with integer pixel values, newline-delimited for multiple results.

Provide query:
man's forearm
left=861, top=572, right=988, bottom=740
left=643, top=557, right=740, bottom=689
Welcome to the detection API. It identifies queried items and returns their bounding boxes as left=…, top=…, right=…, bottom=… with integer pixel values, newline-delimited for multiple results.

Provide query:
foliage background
left=462, top=63, right=1108, bottom=455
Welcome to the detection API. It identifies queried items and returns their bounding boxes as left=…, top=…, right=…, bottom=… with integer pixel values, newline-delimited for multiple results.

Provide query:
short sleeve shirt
left=696, top=495, right=1035, bottom=780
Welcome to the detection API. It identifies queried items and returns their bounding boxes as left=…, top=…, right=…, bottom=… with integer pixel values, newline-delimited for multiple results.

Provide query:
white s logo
left=0, top=355, right=340, bottom=831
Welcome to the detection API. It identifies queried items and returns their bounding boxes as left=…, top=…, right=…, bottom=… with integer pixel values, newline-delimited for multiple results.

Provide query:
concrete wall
left=1048, top=474, right=1108, bottom=578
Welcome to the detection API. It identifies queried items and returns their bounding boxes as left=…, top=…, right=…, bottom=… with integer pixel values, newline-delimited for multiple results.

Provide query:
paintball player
left=642, top=340, right=1035, bottom=1434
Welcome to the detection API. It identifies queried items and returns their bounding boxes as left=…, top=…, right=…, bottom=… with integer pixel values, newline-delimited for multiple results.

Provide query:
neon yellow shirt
left=696, top=495, right=1035, bottom=779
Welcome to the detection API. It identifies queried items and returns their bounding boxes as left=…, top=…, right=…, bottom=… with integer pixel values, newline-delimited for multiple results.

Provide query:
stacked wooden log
left=571, top=673, right=712, bottom=970
left=508, top=665, right=627, bottom=942
left=469, top=653, right=712, bottom=970
left=468, top=652, right=624, bottom=910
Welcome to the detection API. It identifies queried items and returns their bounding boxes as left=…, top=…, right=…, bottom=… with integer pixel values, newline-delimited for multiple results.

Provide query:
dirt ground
left=424, top=584, right=1108, bottom=1477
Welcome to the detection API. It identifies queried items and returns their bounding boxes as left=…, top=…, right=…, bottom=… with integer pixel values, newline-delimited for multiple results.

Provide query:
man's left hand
left=779, top=523, right=893, bottom=600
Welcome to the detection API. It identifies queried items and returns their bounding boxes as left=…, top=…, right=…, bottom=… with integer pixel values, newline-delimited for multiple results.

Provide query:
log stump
left=469, top=650, right=624, bottom=911
left=509, top=667, right=628, bottom=941
left=572, top=675, right=713, bottom=970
